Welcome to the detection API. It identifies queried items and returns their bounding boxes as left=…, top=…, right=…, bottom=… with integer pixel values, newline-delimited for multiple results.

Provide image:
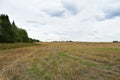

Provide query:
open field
left=0, top=42, right=120, bottom=80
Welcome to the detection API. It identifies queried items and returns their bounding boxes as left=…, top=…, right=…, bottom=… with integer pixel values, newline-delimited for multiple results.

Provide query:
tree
left=0, top=14, right=39, bottom=43
left=0, top=14, right=15, bottom=43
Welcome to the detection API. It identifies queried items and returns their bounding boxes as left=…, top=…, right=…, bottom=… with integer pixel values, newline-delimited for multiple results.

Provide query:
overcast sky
left=0, top=0, right=120, bottom=42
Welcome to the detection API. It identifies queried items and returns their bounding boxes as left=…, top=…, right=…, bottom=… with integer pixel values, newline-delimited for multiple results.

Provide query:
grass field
left=0, top=42, right=120, bottom=80
left=0, top=43, right=39, bottom=50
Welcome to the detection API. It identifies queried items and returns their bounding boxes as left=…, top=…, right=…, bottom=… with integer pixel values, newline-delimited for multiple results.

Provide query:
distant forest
left=0, top=14, right=39, bottom=43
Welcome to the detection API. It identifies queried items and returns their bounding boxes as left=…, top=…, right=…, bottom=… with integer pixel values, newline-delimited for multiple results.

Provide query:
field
left=0, top=42, right=120, bottom=80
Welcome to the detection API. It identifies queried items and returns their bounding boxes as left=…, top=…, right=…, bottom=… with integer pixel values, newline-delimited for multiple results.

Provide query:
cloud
left=53, top=32, right=68, bottom=35
left=1, top=0, right=120, bottom=42
left=104, top=8, right=120, bottom=19
left=26, top=20, right=38, bottom=24
left=61, top=0, right=80, bottom=15
left=96, top=9, right=120, bottom=21
left=26, top=20, right=46, bottom=25
left=43, top=9, right=65, bottom=17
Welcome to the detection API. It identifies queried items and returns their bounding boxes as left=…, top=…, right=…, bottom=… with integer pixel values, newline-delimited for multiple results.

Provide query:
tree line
left=0, top=14, right=39, bottom=43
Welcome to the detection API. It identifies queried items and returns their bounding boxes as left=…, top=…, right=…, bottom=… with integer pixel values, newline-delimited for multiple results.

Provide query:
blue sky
left=0, top=0, right=120, bottom=42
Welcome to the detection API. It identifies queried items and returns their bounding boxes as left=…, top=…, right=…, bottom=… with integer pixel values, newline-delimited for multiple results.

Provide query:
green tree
left=0, top=15, right=15, bottom=43
left=0, top=14, right=39, bottom=43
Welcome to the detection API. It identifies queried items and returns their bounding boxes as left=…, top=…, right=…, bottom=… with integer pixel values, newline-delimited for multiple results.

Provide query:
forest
left=0, top=14, right=39, bottom=43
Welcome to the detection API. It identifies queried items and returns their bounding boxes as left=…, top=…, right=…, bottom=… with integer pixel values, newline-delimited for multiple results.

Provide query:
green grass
left=0, top=43, right=39, bottom=50
left=29, top=64, right=39, bottom=75
left=58, top=52, right=66, bottom=57
left=79, top=60, right=97, bottom=67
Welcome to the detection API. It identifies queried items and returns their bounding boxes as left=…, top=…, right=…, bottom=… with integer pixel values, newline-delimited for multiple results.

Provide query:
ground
left=0, top=42, right=120, bottom=80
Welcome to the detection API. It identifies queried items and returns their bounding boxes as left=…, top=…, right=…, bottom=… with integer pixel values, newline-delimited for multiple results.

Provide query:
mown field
left=0, top=42, right=120, bottom=80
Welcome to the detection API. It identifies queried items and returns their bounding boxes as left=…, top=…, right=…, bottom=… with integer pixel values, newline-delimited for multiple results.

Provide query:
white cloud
left=0, top=0, right=120, bottom=42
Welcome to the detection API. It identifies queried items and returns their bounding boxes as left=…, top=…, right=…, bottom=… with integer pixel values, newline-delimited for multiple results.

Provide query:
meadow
left=0, top=42, right=120, bottom=80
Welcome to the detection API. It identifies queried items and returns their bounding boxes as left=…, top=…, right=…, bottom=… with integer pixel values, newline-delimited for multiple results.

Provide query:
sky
left=0, top=0, right=120, bottom=42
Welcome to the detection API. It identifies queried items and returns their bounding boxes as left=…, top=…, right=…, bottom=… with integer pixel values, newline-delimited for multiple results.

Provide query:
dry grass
left=0, top=42, right=120, bottom=80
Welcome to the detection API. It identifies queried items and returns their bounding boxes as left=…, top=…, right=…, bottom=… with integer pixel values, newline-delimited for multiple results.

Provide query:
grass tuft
left=58, top=52, right=66, bottom=57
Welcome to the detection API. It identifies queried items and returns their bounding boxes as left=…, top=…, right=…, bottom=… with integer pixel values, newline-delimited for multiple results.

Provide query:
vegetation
left=0, top=14, right=39, bottom=43
left=0, top=43, right=40, bottom=50
left=0, top=42, right=120, bottom=80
